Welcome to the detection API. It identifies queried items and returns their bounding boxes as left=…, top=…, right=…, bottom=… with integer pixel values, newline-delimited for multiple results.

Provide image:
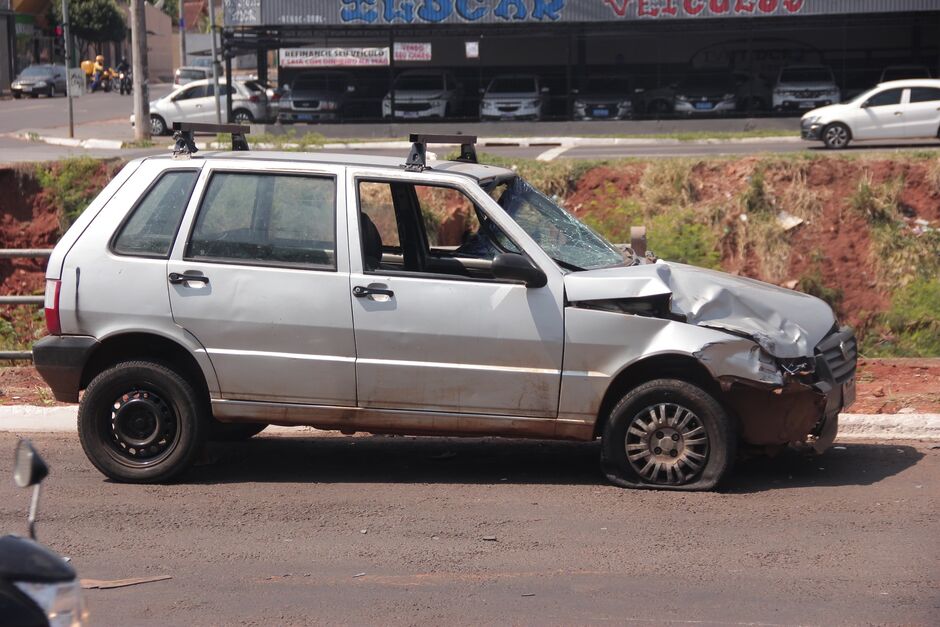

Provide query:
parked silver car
left=279, top=71, right=356, bottom=123
left=480, top=74, right=548, bottom=121
left=773, top=65, right=840, bottom=111
left=131, top=78, right=267, bottom=135
left=10, top=64, right=67, bottom=98
left=32, top=132, right=855, bottom=490
left=382, top=70, right=462, bottom=119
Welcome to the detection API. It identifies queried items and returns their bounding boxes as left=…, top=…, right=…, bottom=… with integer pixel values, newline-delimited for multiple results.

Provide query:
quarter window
left=188, top=172, right=336, bottom=268
left=112, top=170, right=198, bottom=257
left=864, top=89, right=903, bottom=107
left=909, top=87, right=940, bottom=103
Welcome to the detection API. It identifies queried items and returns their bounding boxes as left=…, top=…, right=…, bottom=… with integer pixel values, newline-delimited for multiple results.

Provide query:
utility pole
left=61, top=0, right=74, bottom=138
left=208, top=0, right=222, bottom=123
left=131, top=0, right=150, bottom=140
left=179, top=0, right=187, bottom=67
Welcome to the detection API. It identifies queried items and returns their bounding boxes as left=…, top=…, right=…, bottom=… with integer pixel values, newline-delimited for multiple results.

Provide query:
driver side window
left=865, top=88, right=904, bottom=108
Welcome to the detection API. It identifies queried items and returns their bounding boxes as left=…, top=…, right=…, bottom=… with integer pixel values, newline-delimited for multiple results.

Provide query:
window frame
left=908, top=86, right=940, bottom=104
left=863, top=88, right=905, bottom=108
left=109, top=168, right=200, bottom=260
left=183, top=169, right=339, bottom=272
left=353, top=175, right=535, bottom=285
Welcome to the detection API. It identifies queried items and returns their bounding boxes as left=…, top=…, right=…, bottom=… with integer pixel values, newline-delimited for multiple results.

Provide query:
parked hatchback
left=802, top=79, right=940, bottom=149
left=33, top=132, right=856, bottom=491
left=480, top=74, right=548, bottom=121
left=132, top=78, right=267, bottom=135
left=10, top=64, right=67, bottom=98
left=382, top=70, right=461, bottom=119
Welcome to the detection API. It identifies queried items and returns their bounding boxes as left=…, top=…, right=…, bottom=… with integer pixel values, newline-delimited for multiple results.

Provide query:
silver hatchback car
left=33, top=131, right=856, bottom=490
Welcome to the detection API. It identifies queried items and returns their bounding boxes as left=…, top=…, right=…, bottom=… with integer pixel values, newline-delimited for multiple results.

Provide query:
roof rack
left=404, top=133, right=477, bottom=172
left=172, top=122, right=250, bottom=157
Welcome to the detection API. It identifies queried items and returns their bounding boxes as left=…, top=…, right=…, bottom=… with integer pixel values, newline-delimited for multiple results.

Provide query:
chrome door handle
left=894, top=111, right=903, bottom=116
left=169, top=272, right=209, bottom=285
left=353, top=285, right=394, bottom=299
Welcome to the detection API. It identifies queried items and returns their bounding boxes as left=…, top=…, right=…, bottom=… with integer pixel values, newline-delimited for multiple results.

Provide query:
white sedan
left=131, top=78, right=268, bottom=136
left=801, top=79, right=940, bottom=149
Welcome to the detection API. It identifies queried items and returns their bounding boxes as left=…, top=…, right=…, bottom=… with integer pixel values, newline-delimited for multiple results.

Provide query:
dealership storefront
left=220, top=0, right=940, bottom=121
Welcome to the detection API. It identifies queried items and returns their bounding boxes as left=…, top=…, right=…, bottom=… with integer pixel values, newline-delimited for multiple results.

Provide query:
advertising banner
left=279, top=47, right=391, bottom=67
left=394, top=42, right=432, bottom=61
left=228, top=0, right=935, bottom=27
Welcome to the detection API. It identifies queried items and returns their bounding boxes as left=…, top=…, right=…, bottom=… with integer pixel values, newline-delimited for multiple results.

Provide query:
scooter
left=0, top=440, right=88, bottom=626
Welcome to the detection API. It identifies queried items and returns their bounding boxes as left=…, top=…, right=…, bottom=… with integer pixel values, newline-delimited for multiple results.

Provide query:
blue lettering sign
left=531, top=0, right=563, bottom=20
left=383, top=0, right=415, bottom=22
left=340, top=0, right=378, bottom=22
left=418, top=0, right=453, bottom=21
left=455, top=0, right=486, bottom=20
left=494, top=0, right=527, bottom=20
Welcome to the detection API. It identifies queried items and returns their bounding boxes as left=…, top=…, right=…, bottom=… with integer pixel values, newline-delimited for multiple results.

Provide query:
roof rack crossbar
left=404, top=133, right=477, bottom=171
left=171, top=122, right=250, bottom=157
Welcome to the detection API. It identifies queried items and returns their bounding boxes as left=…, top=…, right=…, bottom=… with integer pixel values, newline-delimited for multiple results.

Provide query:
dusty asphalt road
left=0, top=432, right=937, bottom=626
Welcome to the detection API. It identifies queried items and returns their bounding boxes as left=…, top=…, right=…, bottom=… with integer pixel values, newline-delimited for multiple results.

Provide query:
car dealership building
left=221, top=0, right=940, bottom=120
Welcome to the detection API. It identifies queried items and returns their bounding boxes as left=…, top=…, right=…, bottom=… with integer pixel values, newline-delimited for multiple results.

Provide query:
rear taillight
left=271, top=93, right=281, bottom=102
left=249, top=95, right=259, bottom=103
left=44, top=279, right=61, bottom=335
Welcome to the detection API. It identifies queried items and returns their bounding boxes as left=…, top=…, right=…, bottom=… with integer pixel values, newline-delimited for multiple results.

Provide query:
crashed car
left=32, top=130, right=855, bottom=490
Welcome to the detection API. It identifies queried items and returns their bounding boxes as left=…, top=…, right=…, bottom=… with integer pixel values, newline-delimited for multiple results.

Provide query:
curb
left=1, top=406, right=938, bottom=440
left=17, top=132, right=124, bottom=150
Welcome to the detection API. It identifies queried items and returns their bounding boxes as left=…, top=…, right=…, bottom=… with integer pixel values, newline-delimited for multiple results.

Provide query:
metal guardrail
left=1, top=248, right=53, bottom=361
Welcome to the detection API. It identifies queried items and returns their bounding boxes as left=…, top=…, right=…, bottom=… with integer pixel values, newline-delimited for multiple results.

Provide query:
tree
left=54, top=0, right=126, bottom=60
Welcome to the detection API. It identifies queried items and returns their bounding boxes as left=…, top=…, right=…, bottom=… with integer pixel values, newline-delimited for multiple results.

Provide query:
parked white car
left=131, top=78, right=268, bottom=135
left=801, top=79, right=940, bottom=149
left=773, top=65, right=840, bottom=111
left=480, top=74, right=548, bottom=121
left=382, top=71, right=461, bottom=119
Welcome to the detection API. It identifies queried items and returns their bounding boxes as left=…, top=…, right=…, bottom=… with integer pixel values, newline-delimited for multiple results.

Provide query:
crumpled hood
left=564, top=261, right=835, bottom=358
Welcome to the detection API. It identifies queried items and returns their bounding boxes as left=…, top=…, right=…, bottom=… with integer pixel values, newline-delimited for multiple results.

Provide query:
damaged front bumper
left=701, top=326, right=857, bottom=451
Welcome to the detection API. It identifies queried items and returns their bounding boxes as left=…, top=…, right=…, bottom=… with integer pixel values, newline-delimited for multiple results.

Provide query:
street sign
left=68, top=68, right=84, bottom=97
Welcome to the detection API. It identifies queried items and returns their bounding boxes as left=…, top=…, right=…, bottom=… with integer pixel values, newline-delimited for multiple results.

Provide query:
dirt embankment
left=0, top=166, right=59, bottom=295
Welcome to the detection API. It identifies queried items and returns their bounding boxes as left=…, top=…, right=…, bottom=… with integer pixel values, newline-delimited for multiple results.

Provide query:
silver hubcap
left=235, top=113, right=250, bottom=123
left=625, top=403, right=709, bottom=485
left=150, top=117, right=163, bottom=135
left=825, top=126, right=848, bottom=147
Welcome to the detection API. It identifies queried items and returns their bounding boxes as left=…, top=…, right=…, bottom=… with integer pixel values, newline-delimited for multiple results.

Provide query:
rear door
left=903, top=86, right=940, bottom=138
left=167, top=160, right=356, bottom=405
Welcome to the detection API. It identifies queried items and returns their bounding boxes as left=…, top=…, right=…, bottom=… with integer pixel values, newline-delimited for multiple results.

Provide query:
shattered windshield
left=487, top=177, right=624, bottom=271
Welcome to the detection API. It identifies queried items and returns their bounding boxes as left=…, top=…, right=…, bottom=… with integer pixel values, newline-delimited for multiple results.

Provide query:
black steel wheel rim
left=103, top=388, right=180, bottom=468
left=624, top=402, right=709, bottom=485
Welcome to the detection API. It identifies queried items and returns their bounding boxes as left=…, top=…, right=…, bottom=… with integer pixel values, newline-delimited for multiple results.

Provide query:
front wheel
left=233, top=109, right=253, bottom=124
left=150, top=115, right=167, bottom=136
left=822, top=122, right=851, bottom=149
left=601, top=379, right=735, bottom=491
left=78, top=361, right=208, bottom=483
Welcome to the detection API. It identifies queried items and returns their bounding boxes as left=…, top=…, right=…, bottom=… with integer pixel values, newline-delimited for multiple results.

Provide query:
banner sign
left=279, top=47, right=391, bottom=67
left=228, top=0, right=936, bottom=27
left=394, top=42, right=432, bottom=61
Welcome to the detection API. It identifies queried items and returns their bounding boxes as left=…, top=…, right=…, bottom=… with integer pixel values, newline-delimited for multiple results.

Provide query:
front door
left=853, top=87, right=909, bottom=140
left=167, top=162, right=357, bottom=405
left=348, top=173, right=565, bottom=418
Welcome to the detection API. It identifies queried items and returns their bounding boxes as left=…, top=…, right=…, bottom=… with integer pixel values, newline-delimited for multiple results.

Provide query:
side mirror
left=860, top=101, right=870, bottom=108
left=491, top=253, right=547, bottom=288
left=14, top=439, right=48, bottom=488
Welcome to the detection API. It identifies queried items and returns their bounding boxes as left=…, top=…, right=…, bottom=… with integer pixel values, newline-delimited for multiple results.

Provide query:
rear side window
left=187, top=172, right=336, bottom=269
left=909, top=87, right=940, bottom=103
left=112, top=170, right=198, bottom=257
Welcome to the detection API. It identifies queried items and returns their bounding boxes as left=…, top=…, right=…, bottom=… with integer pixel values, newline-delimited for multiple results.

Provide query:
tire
left=150, top=115, right=167, bottom=136
left=12, top=92, right=20, bottom=99
left=822, top=122, right=851, bottom=149
left=29, top=92, right=38, bottom=98
left=233, top=109, right=253, bottom=124
left=650, top=99, right=671, bottom=115
left=209, top=421, right=267, bottom=442
left=600, top=378, right=736, bottom=491
left=78, top=360, right=208, bottom=483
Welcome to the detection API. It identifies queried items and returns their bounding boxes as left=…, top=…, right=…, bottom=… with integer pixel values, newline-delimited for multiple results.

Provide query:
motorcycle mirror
left=14, top=439, right=48, bottom=489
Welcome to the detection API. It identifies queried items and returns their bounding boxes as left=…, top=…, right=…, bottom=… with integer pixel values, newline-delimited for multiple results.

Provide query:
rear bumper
left=32, top=335, right=99, bottom=402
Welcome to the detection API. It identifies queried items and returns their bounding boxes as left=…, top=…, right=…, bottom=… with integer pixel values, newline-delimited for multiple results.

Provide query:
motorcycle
left=0, top=440, right=88, bottom=626
left=90, top=68, right=116, bottom=93
left=119, top=70, right=132, bottom=95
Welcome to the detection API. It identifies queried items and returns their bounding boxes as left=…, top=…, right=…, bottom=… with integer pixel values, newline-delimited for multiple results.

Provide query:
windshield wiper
left=552, top=257, right=583, bottom=272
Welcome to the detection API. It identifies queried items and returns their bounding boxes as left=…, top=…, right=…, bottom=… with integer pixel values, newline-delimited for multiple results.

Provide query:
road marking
left=536, top=145, right=570, bottom=161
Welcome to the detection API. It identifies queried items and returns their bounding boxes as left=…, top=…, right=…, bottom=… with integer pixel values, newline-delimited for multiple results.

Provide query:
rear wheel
left=233, top=109, right=253, bottom=124
left=601, top=379, right=735, bottom=491
left=78, top=361, right=207, bottom=483
left=822, top=122, right=851, bottom=149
